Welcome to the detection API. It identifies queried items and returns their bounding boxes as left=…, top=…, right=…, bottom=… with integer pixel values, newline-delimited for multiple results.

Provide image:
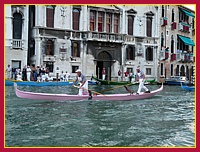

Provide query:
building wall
left=158, top=5, right=195, bottom=80
left=5, top=5, right=29, bottom=70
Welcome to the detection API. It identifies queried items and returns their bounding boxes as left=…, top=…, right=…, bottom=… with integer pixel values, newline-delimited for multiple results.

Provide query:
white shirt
left=27, top=67, right=31, bottom=73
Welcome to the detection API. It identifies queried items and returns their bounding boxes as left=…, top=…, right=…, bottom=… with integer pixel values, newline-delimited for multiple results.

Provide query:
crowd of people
left=5, top=64, right=70, bottom=82
left=6, top=64, right=150, bottom=95
left=117, top=69, right=135, bottom=83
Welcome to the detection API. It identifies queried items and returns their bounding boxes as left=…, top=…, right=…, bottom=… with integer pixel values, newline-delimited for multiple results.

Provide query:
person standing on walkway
left=73, top=69, right=88, bottom=96
left=124, top=70, right=129, bottom=81
left=65, top=71, right=70, bottom=82
left=6, top=64, right=11, bottom=79
left=26, top=65, right=31, bottom=81
left=22, top=65, right=27, bottom=81
left=118, top=69, right=121, bottom=82
left=135, top=66, right=150, bottom=94
left=102, top=67, right=106, bottom=80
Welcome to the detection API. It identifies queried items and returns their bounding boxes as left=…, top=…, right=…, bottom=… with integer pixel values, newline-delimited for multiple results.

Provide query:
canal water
left=5, top=84, right=195, bottom=147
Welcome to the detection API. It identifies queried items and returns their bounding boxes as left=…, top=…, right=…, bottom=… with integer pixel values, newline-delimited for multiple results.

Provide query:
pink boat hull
left=15, top=84, right=163, bottom=101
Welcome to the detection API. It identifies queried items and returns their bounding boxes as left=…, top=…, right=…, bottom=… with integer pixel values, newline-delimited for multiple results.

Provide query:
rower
left=72, top=69, right=89, bottom=96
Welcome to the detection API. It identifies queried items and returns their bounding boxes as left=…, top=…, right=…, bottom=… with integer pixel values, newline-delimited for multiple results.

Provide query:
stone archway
left=96, top=51, right=112, bottom=80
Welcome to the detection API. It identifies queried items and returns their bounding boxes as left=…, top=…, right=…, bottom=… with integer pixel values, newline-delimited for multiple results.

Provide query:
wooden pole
left=108, top=67, right=110, bottom=84
left=98, top=67, right=100, bottom=78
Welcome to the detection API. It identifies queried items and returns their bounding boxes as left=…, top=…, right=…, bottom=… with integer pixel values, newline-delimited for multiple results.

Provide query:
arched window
left=161, top=32, right=164, bottom=48
left=128, top=15, right=134, bottom=35
left=171, top=35, right=174, bottom=53
left=176, top=65, right=180, bottom=76
left=13, top=13, right=22, bottom=39
left=46, top=40, right=54, bottom=55
left=172, top=8, right=175, bottom=22
left=171, top=64, right=174, bottom=76
left=162, top=5, right=165, bottom=17
left=106, top=13, right=111, bottom=33
left=46, top=5, right=55, bottom=27
left=146, top=16, right=152, bottom=37
left=146, top=47, right=153, bottom=61
left=73, top=8, right=80, bottom=30
left=114, top=14, right=119, bottom=33
left=98, top=12, right=104, bottom=32
left=90, top=11, right=96, bottom=31
left=71, top=42, right=80, bottom=57
left=126, top=46, right=135, bottom=60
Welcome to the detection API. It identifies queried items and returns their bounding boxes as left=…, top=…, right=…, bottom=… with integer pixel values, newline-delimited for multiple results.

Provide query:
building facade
left=158, top=5, right=195, bottom=82
left=5, top=5, right=195, bottom=82
left=5, top=5, right=29, bottom=70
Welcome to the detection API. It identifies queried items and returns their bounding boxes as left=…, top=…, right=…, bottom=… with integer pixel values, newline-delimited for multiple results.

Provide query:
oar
left=73, top=85, right=105, bottom=96
left=124, top=86, right=134, bottom=94
left=101, top=82, right=136, bottom=92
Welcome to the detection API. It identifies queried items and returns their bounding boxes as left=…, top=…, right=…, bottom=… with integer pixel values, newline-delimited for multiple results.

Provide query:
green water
left=5, top=85, right=195, bottom=147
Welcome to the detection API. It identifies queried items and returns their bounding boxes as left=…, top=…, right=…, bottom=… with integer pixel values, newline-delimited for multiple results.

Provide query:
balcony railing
left=160, top=17, right=168, bottom=26
left=43, top=55, right=56, bottom=62
left=160, top=50, right=169, bottom=60
left=178, top=22, right=190, bottom=33
left=37, top=27, right=158, bottom=45
left=190, top=54, right=194, bottom=62
left=176, top=53, right=184, bottom=61
left=176, top=52, right=194, bottom=62
left=12, top=39, right=23, bottom=49
left=87, top=31, right=124, bottom=42
left=171, top=22, right=177, bottom=30
left=178, top=22, right=183, bottom=31
left=171, top=53, right=176, bottom=61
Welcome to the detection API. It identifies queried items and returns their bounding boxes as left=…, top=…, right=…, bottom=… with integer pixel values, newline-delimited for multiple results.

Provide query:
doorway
left=96, top=51, right=112, bottom=80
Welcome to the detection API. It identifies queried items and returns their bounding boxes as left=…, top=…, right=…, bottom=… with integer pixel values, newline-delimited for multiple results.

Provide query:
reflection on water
left=5, top=85, right=195, bottom=147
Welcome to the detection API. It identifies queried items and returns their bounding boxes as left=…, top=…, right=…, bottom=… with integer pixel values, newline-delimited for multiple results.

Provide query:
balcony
left=160, top=49, right=169, bottom=60
left=178, top=22, right=190, bottom=33
left=165, top=52, right=169, bottom=59
left=176, top=52, right=194, bottom=63
left=184, top=54, right=190, bottom=62
left=176, top=53, right=184, bottom=61
left=160, top=17, right=168, bottom=26
left=183, top=25, right=190, bottom=33
left=190, top=54, right=194, bottom=62
left=12, top=39, right=23, bottom=49
left=178, top=23, right=183, bottom=31
left=87, top=31, right=124, bottom=42
left=171, top=22, right=177, bottom=30
left=124, top=35, right=134, bottom=43
left=43, top=55, right=56, bottom=62
left=171, top=53, right=176, bottom=61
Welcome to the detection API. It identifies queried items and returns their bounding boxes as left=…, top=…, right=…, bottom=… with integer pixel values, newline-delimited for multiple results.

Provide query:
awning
left=178, top=35, right=195, bottom=46
left=180, top=8, right=195, bottom=18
